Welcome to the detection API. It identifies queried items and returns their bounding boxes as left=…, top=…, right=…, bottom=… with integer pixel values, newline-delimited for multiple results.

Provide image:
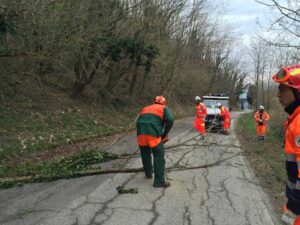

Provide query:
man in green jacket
left=136, top=96, right=174, bottom=188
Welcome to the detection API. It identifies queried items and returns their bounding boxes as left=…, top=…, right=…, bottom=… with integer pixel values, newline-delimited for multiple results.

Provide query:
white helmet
left=216, top=102, right=222, bottom=107
left=195, top=96, right=201, bottom=101
left=259, top=105, right=264, bottom=110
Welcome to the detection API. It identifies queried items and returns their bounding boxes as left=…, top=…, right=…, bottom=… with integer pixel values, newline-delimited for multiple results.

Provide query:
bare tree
left=0, top=0, right=248, bottom=108
left=256, top=0, right=300, bottom=49
left=249, top=36, right=270, bottom=109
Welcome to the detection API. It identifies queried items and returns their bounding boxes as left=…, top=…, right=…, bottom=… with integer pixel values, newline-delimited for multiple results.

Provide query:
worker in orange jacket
left=273, top=64, right=300, bottom=225
left=136, top=96, right=174, bottom=188
left=254, top=105, right=270, bottom=140
left=194, top=96, right=207, bottom=138
left=217, top=103, right=230, bottom=135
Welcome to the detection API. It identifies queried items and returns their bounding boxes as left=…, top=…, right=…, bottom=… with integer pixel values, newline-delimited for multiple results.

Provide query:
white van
left=202, top=94, right=230, bottom=131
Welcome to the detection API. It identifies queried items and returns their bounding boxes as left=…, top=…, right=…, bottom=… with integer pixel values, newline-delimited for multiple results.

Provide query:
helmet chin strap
left=292, top=88, right=300, bottom=100
left=285, top=89, right=300, bottom=115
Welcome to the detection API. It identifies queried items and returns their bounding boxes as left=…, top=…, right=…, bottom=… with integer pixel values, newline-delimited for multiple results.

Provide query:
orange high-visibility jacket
left=284, top=106, right=300, bottom=215
left=219, top=106, right=230, bottom=120
left=254, top=111, right=270, bottom=126
left=195, top=103, right=207, bottom=119
left=219, top=106, right=230, bottom=129
left=194, top=103, right=207, bottom=135
left=136, top=103, right=174, bottom=148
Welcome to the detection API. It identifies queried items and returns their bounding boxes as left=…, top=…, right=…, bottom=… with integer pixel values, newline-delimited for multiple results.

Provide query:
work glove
left=258, top=119, right=263, bottom=126
left=282, top=205, right=300, bottom=225
left=161, top=135, right=169, bottom=143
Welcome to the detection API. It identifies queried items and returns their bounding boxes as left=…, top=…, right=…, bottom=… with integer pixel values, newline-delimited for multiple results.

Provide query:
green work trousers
left=139, top=142, right=165, bottom=186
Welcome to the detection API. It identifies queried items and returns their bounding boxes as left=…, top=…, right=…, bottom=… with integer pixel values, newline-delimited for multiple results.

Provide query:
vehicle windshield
left=203, top=99, right=229, bottom=108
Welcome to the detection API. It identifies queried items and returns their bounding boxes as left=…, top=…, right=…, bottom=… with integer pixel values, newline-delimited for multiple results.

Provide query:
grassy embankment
left=0, top=104, right=135, bottom=188
left=236, top=112, right=286, bottom=217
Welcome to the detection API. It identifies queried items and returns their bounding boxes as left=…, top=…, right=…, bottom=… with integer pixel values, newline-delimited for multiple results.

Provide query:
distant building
left=239, top=84, right=249, bottom=110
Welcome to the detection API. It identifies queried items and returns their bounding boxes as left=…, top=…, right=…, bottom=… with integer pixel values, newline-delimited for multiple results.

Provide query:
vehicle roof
left=202, top=95, right=229, bottom=100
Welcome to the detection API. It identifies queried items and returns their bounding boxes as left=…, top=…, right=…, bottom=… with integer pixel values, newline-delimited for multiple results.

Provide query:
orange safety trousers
left=194, top=117, right=206, bottom=135
left=137, top=134, right=161, bottom=148
left=223, top=117, right=230, bottom=129
left=256, top=125, right=267, bottom=136
left=219, top=106, right=230, bottom=130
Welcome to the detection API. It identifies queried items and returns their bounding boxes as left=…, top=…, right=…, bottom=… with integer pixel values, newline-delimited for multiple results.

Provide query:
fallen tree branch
left=0, top=152, right=242, bottom=186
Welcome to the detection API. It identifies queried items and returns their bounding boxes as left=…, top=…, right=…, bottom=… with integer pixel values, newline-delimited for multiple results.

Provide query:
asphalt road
left=0, top=112, right=280, bottom=225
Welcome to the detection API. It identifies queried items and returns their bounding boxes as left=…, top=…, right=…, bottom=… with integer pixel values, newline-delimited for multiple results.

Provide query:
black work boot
left=145, top=172, right=153, bottom=179
left=222, top=130, right=229, bottom=135
left=153, top=181, right=171, bottom=188
left=258, top=136, right=265, bottom=141
left=199, top=135, right=205, bottom=140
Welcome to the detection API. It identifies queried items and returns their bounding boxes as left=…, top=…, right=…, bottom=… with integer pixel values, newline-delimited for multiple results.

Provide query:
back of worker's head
left=216, top=102, right=222, bottom=108
left=154, top=96, right=167, bottom=105
left=194, top=96, right=201, bottom=103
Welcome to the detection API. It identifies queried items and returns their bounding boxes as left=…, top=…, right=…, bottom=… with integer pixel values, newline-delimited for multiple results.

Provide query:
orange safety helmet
left=272, top=64, right=300, bottom=92
left=154, top=96, right=167, bottom=105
